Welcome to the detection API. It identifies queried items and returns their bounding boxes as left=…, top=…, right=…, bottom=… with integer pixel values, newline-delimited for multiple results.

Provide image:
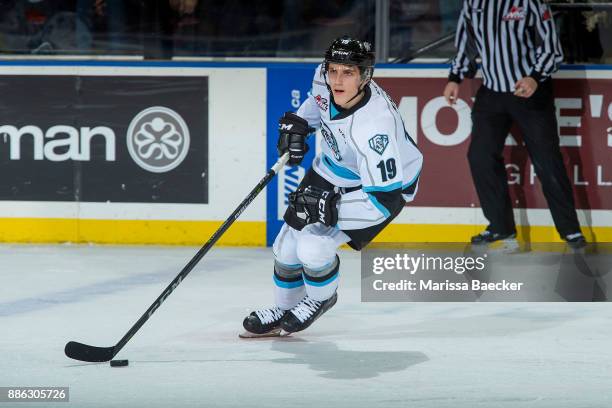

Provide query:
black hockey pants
left=467, top=80, right=581, bottom=238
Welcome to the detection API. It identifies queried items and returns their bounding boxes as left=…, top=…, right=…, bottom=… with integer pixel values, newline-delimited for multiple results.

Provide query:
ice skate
left=471, top=230, right=520, bottom=253
left=280, top=293, right=337, bottom=334
left=565, top=233, right=587, bottom=251
left=240, top=306, right=288, bottom=338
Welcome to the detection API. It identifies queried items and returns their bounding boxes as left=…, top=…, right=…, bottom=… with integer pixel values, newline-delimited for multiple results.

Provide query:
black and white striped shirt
left=449, top=0, right=564, bottom=93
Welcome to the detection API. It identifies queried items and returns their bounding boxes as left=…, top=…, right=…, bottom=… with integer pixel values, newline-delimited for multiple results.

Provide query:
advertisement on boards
left=376, top=76, right=612, bottom=211
left=266, top=64, right=317, bottom=245
left=0, top=75, right=208, bottom=204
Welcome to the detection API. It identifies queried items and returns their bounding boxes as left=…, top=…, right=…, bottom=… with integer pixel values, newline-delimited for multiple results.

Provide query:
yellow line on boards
left=0, top=218, right=266, bottom=246
left=0, top=219, right=609, bottom=245
left=376, top=224, right=610, bottom=243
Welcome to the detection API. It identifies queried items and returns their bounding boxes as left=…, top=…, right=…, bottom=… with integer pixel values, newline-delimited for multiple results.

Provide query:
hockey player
left=242, top=36, right=423, bottom=337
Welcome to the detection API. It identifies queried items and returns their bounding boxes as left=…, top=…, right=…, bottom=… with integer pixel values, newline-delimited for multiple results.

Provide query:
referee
left=443, top=0, right=586, bottom=248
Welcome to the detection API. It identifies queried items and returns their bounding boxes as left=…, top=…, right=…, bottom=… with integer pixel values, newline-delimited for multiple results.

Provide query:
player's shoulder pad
left=353, top=107, right=397, bottom=143
left=314, top=63, right=324, bottom=81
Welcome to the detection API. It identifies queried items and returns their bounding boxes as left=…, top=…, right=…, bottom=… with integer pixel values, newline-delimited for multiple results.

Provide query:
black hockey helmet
left=323, top=36, right=375, bottom=82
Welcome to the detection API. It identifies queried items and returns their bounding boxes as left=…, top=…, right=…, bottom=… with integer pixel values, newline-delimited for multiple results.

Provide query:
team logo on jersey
left=368, top=134, right=389, bottom=155
left=315, top=95, right=328, bottom=111
left=503, top=6, right=526, bottom=21
left=321, top=122, right=342, bottom=161
left=126, top=106, right=190, bottom=173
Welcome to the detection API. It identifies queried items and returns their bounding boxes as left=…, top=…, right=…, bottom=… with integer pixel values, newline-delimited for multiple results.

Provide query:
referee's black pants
left=468, top=80, right=581, bottom=239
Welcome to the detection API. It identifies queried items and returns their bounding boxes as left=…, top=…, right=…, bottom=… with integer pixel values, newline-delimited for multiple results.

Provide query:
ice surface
left=1, top=244, right=611, bottom=408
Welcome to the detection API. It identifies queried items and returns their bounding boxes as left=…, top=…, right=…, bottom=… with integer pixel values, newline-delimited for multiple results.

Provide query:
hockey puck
left=110, top=359, right=129, bottom=367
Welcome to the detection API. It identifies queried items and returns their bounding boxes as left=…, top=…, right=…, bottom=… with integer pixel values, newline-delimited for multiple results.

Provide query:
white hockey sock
left=273, top=260, right=306, bottom=310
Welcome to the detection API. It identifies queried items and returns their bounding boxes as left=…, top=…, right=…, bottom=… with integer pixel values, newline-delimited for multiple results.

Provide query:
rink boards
left=0, top=61, right=610, bottom=245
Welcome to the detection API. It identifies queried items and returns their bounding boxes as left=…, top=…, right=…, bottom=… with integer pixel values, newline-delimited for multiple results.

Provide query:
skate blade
left=239, top=328, right=290, bottom=339
left=490, top=239, right=521, bottom=254
left=472, top=239, right=522, bottom=255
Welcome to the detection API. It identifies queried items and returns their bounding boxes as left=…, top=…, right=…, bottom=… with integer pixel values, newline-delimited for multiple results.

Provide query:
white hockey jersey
left=296, top=65, right=423, bottom=231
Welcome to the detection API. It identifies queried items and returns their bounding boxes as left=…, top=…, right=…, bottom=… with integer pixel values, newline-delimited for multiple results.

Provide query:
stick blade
left=65, top=341, right=116, bottom=362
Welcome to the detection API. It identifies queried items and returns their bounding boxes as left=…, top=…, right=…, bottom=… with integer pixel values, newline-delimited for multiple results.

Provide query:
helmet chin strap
left=343, top=79, right=369, bottom=105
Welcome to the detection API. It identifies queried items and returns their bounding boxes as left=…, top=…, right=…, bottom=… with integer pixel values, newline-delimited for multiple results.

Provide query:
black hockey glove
left=277, top=112, right=314, bottom=166
left=286, top=185, right=340, bottom=228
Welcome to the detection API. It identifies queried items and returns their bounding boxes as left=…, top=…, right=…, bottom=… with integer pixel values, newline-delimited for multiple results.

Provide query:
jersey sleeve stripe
left=367, top=194, right=391, bottom=218
left=322, top=154, right=361, bottom=180
left=363, top=182, right=402, bottom=193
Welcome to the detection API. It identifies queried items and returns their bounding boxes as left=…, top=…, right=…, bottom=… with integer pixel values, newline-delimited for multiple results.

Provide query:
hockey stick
left=65, top=152, right=290, bottom=362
